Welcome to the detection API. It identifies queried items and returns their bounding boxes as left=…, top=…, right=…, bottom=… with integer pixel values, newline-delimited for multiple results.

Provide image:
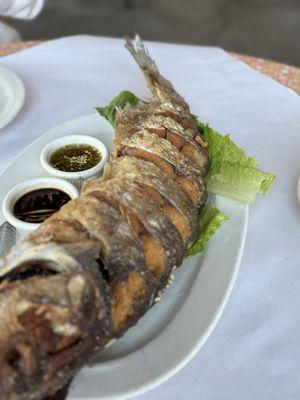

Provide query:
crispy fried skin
left=0, top=36, right=207, bottom=399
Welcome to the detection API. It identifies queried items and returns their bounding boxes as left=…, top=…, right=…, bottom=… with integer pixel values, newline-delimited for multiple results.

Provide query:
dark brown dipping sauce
left=50, top=144, right=102, bottom=172
left=13, top=188, right=71, bottom=223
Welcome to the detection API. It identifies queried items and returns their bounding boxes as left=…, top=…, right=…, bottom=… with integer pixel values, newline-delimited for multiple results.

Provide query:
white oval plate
left=0, top=113, right=248, bottom=399
left=0, top=65, right=25, bottom=130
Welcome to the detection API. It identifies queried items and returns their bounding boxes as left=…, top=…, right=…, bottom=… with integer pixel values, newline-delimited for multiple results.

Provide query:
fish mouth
left=0, top=259, right=59, bottom=283
left=0, top=268, right=110, bottom=400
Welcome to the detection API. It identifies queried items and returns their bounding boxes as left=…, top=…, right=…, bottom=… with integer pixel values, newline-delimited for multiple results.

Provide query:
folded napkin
left=1, top=36, right=300, bottom=400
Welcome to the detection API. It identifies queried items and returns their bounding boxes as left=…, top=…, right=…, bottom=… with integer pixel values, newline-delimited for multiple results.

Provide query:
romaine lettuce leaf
left=196, top=119, right=275, bottom=204
left=185, top=203, right=228, bottom=257
left=96, top=91, right=140, bottom=126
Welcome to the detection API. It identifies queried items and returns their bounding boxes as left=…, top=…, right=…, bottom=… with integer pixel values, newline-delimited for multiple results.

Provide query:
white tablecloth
left=1, top=36, right=299, bottom=400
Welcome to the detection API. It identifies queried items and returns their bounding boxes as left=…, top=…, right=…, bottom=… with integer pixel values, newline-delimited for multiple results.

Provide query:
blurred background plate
left=0, top=65, right=25, bottom=130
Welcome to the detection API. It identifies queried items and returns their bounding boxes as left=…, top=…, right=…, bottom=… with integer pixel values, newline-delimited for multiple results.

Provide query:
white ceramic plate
left=0, top=65, right=25, bottom=130
left=0, top=113, right=248, bottom=399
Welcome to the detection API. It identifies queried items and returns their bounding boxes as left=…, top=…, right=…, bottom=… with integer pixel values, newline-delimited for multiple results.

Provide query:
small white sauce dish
left=2, top=177, right=79, bottom=232
left=40, top=135, right=109, bottom=187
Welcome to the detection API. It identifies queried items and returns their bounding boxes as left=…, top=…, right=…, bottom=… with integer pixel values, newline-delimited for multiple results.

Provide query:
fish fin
left=125, top=34, right=173, bottom=90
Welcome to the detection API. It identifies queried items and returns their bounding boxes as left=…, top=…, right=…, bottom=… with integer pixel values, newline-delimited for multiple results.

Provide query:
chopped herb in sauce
left=50, top=144, right=102, bottom=172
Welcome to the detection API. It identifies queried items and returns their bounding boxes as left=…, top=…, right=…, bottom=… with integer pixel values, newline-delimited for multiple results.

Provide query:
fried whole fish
left=0, top=36, right=208, bottom=399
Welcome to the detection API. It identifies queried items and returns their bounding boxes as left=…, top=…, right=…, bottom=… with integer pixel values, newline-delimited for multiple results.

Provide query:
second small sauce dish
left=2, top=177, right=79, bottom=232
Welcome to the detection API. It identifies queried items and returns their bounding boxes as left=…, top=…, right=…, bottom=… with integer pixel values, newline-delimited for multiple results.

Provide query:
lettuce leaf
left=185, top=203, right=228, bottom=257
left=196, top=119, right=275, bottom=204
left=96, top=90, right=140, bottom=126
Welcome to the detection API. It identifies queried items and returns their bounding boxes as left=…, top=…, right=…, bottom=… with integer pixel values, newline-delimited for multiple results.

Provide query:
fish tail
left=125, top=34, right=159, bottom=77
left=125, top=34, right=174, bottom=93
